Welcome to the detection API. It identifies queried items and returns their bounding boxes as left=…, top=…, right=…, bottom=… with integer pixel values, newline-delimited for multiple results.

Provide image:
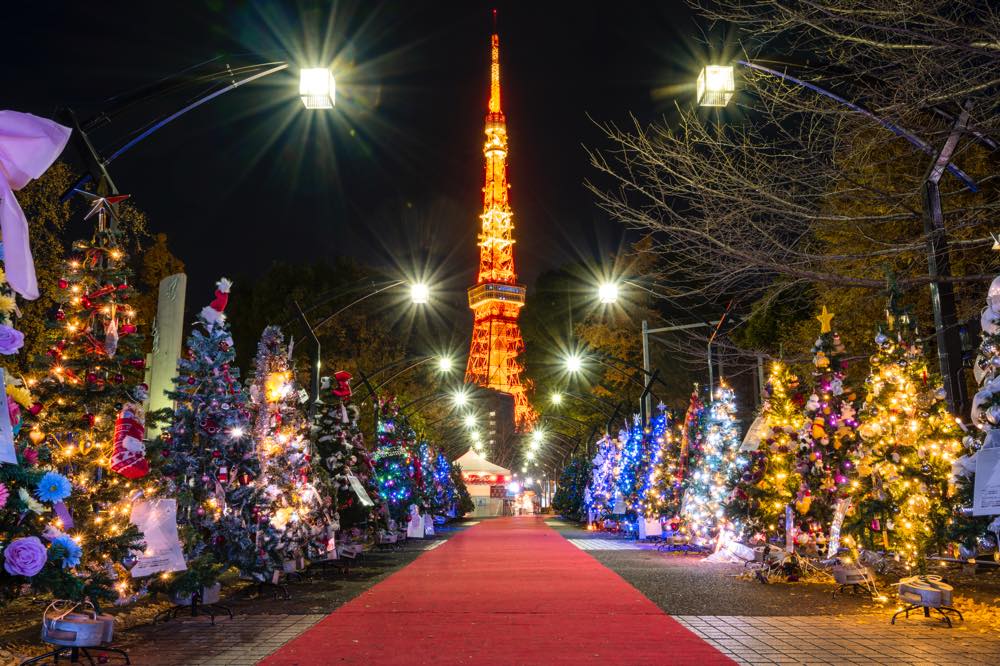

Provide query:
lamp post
left=62, top=60, right=338, bottom=199
left=294, top=282, right=432, bottom=404
left=696, top=61, right=977, bottom=415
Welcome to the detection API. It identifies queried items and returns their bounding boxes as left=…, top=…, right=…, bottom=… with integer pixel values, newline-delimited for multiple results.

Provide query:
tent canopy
left=453, top=448, right=512, bottom=477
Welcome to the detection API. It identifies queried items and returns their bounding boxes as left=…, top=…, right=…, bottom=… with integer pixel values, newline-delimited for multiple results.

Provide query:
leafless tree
left=586, top=0, right=1000, bottom=375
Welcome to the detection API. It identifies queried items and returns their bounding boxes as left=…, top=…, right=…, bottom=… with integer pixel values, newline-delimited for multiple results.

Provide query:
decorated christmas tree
left=584, top=433, right=619, bottom=521
left=848, top=296, right=962, bottom=571
left=952, top=274, right=1000, bottom=553
left=157, top=279, right=257, bottom=596
left=23, top=215, right=147, bottom=606
left=246, top=326, right=334, bottom=579
left=682, top=382, right=742, bottom=545
left=678, top=388, right=706, bottom=510
left=795, top=307, right=862, bottom=554
left=552, top=456, right=591, bottom=521
left=372, top=397, right=417, bottom=525
left=1, top=378, right=87, bottom=603
left=726, top=362, right=806, bottom=542
left=310, top=371, right=376, bottom=533
left=634, top=408, right=677, bottom=523
left=432, top=451, right=456, bottom=517
left=615, top=418, right=645, bottom=521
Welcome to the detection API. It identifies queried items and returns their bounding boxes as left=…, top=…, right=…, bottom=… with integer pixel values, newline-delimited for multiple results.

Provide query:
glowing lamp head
left=550, top=392, right=563, bottom=405
left=452, top=389, right=468, bottom=407
left=410, top=282, right=430, bottom=304
left=299, top=68, right=335, bottom=109
left=697, top=65, right=735, bottom=107
left=565, top=354, right=584, bottom=374
left=437, top=356, right=453, bottom=372
left=531, top=430, right=543, bottom=445
left=598, top=282, right=619, bottom=304
left=464, top=414, right=477, bottom=429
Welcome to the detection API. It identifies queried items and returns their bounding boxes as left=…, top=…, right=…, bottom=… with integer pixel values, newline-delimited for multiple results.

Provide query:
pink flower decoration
left=0, top=482, right=8, bottom=508
left=2, top=536, right=47, bottom=577
left=21, top=448, right=38, bottom=466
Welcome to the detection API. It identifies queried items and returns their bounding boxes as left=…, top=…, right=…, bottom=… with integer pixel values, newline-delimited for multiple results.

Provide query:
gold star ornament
left=816, top=305, right=835, bottom=334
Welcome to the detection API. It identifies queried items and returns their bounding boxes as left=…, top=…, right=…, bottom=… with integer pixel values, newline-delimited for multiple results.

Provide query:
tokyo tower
left=465, top=23, right=535, bottom=429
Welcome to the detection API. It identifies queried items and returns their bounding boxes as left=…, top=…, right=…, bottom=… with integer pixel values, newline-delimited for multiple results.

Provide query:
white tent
left=453, top=449, right=512, bottom=517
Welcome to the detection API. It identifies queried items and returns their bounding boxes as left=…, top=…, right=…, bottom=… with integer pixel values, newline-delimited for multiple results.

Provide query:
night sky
left=6, top=0, right=700, bottom=308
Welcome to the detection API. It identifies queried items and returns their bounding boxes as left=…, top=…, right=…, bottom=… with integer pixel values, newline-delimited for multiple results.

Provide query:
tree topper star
left=816, top=305, right=835, bottom=334
left=75, top=189, right=130, bottom=225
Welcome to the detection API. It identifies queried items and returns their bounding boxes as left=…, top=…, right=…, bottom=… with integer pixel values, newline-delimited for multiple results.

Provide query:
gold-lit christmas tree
left=727, top=363, right=806, bottom=541
left=847, top=298, right=962, bottom=571
left=25, top=199, right=147, bottom=606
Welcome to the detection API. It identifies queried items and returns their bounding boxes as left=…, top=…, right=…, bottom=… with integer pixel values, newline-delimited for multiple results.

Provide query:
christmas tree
left=158, top=279, right=257, bottom=596
left=23, top=216, right=147, bottom=606
left=678, top=388, right=706, bottom=511
left=634, top=408, right=677, bottom=523
left=552, top=456, right=591, bottom=521
left=372, top=398, right=417, bottom=525
left=432, top=451, right=456, bottom=517
left=682, top=382, right=742, bottom=545
left=848, top=297, right=962, bottom=570
left=726, top=362, right=806, bottom=542
left=310, top=371, right=376, bottom=533
left=246, top=326, right=334, bottom=579
left=1, top=378, right=87, bottom=603
left=952, top=274, right=1000, bottom=553
left=615, top=418, right=645, bottom=521
left=586, top=433, right=623, bottom=521
left=795, top=307, right=862, bottom=553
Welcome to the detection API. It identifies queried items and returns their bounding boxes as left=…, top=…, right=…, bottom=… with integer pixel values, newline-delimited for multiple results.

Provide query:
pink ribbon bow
left=0, top=110, right=72, bottom=300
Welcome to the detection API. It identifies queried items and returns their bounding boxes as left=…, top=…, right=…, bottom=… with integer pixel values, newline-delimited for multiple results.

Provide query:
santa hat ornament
left=331, top=370, right=353, bottom=399
left=200, top=278, right=233, bottom=327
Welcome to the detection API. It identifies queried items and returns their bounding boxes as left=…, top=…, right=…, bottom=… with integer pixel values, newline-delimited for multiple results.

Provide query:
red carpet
left=259, top=517, right=734, bottom=665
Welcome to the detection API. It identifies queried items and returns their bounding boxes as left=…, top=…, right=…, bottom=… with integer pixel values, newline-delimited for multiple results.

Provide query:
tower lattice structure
left=465, top=29, right=535, bottom=429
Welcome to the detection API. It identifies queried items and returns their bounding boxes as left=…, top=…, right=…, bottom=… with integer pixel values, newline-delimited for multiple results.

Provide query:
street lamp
left=452, top=388, right=469, bottom=408
left=696, top=65, right=736, bottom=107
left=598, top=281, right=620, bottom=305
left=565, top=353, right=584, bottom=374
left=299, top=68, right=336, bottom=109
left=410, top=282, right=430, bottom=304
left=550, top=392, right=563, bottom=405
left=437, top=356, right=454, bottom=373
left=463, top=413, right=477, bottom=429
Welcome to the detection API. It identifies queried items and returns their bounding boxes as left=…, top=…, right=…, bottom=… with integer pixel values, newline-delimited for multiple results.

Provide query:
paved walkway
left=260, top=516, right=733, bottom=665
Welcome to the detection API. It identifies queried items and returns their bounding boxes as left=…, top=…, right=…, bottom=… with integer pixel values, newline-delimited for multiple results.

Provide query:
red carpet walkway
left=260, top=517, right=735, bottom=665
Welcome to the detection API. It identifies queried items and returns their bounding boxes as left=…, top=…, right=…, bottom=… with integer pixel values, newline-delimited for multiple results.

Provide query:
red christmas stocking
left=110, top=402, right=149, bottom=479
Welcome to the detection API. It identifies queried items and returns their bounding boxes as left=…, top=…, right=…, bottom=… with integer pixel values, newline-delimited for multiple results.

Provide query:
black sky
left=5, top=0, right=700, bottom=307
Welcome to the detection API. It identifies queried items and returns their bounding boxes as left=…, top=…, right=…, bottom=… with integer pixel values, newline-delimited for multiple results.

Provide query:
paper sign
left=406, top=505, right=424, bottom=539
left=973, top=447, right=1000, bottom=516
left=638, top=517, right=661, bottom=539
left=129, top=499, right=187, bottom=577
left=347, top=472, right=375, bottom=507
left=0, top=368, right=16, bottom=465
left=784, top=504, right=795, bottom=553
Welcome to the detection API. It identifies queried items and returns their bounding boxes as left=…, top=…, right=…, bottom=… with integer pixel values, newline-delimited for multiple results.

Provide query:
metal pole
left=707, top=342, right=713, bottom=398
left=641, top=320, right=652, bottom=421
left=756, top=354, right=766, bottom=408
left=923, top=100, right=972, bottom=416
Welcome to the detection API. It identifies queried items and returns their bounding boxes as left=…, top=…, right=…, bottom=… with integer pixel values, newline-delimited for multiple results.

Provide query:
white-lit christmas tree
left=682, top=382, right=741, bottom=545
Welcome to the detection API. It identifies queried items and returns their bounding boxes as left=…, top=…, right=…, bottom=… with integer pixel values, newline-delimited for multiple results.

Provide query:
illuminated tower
left=465, top=26, right=535, bottom=429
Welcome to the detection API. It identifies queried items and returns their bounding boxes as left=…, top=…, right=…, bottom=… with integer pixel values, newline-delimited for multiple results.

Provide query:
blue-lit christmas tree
left=634, top=408, right=676, bottom=522
left=372, top=398, right=416, bottom=525
left=615, top=417, right=645, bottom=521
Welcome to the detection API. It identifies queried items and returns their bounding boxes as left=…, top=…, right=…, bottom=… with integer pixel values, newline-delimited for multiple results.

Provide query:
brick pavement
left=674, top=614, right=1000, bottom=665
left=120, top=614, right=325, bottom=666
